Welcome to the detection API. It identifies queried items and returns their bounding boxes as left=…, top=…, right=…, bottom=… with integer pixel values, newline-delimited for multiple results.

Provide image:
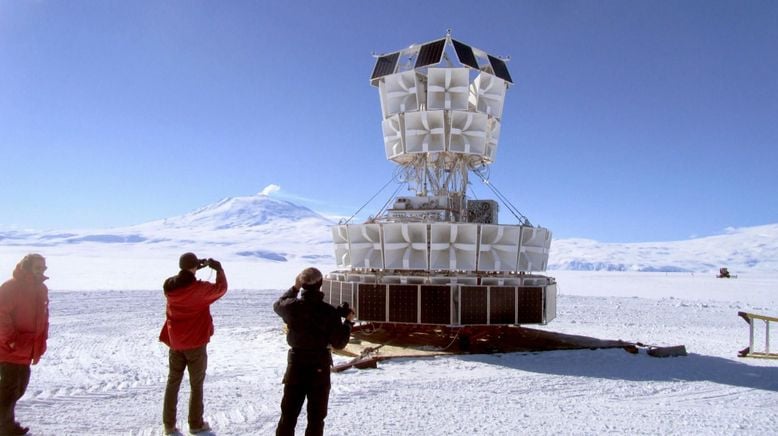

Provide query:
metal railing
left=738, top=311, right=778, bottom=359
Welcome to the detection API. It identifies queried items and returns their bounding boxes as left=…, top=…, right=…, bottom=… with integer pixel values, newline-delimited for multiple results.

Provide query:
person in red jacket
left=0, top=254, right=49, bottom=436
left=160, top=252, right=227, bottom=436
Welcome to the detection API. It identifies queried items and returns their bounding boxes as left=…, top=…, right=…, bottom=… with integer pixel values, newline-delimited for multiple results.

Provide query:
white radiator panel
left=382, top=223, right=429, bottom=270
left=470, top=72, right=506, bottom=119
left=427, top=68, right=469, bottom=111
left=485, top=119, right=501, bottom=163
left=379, top=71, right=424, bottom=117
left=404, top=111, right=446, bottom=153
left=382, top=114, right=405, bottom=160
left=518, top=226, right=552, bottom=272
left=449, top=111, right=488, bottom=156
left=429, top=223, right=478, bottom=271
left=346, top=224, right=384, bottom=269
left=478, top=224, right=520, bottom=272
left=331, top=225, right=350, bottom=268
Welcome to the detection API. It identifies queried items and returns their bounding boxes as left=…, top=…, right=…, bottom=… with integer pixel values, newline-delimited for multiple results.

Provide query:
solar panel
left=420, top=285, right=452, bottom=324
left=489, top=286, right=516, bottom=324
left=488, top=54, right=513, bottom=83
left=358, top=284, right=387, bottom=322
left=388, top=284, right=418, bottom=323
left=414, top=38, right=445, bottom=69
left=370, top=52, right=400, bottom=81
left=338, top=282, right=356, bottom=313
left=516, top=287, right=543, bottom=323
left=460, top=286, right=488, bottom=324
left=321, top=279, right=333, bottom=304
left=452, top=39, right=479, bottom=69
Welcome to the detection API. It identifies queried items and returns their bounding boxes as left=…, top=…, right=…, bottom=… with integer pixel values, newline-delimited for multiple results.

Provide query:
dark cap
left=179, top=252, right=199, bottom=270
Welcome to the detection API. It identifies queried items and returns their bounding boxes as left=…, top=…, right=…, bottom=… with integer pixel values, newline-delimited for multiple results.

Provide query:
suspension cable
left=340, top=170, right=401, bottom=225
left=371, top=182, right=405, bottom=222
left=472, top=167, right=532, bottom=226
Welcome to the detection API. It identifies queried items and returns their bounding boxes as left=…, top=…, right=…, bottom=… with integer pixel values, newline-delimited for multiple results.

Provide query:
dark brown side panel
left=388, top=284, right=418, bottom=323
left=420, top=285, right=453, bottom=325
left=358, top=283, right=387, bottom=322
left=460, top=286, right=488, bottom=324
left=490, top=286, right=516, bottom=324
left=517, top=286, right=543, bottom=324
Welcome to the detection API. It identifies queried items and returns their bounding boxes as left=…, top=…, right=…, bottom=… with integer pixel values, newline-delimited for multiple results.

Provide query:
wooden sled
left=332, top=323, right=687, bottom=372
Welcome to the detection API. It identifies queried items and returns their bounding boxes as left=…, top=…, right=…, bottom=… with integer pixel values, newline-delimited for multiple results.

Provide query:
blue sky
left=1, top=1, right=776, bottom=242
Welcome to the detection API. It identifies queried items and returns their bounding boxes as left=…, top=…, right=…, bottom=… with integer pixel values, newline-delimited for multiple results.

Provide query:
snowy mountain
left=0, top=192, right=336, bottom=290
left=0, top=192, right=334, bottom=254
left=548, top=223, right=778, bottom=274
left=1, top=191, right=777, bottom=290
left=145, top=194, right=326, bottom=230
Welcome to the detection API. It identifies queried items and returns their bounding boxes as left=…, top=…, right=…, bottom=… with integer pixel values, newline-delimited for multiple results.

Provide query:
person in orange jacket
left=0, top=254, right=49, bottom=436
left=160, top=252, right=227, bottom=436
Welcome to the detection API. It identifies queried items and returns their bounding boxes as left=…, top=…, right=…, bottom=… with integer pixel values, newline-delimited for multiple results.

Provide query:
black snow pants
left=276, top=349, right=331, bottom=436
left=0, top=363, right=31, bottom=432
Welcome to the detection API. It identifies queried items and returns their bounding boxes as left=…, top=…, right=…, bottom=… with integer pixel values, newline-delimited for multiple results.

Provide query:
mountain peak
left=157, top=193, right=331, bottom=229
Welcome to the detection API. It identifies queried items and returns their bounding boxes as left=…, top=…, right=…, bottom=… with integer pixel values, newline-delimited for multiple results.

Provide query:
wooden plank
left=646, top=345, right=687, bottom=358
left=738, top=311, right=778, bottom=323
left=743, top=352, right=778, bottom=360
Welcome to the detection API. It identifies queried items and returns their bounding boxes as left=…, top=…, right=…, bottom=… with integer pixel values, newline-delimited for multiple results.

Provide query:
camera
left=197, top=259, right=209, bottom=270
left=336, top=302, right=354, bottom=318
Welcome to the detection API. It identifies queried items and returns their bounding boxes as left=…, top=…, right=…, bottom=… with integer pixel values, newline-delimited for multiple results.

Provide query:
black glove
left=207, top=258, right=223, bottom=271
left=280, top=286, right=299, bottom=299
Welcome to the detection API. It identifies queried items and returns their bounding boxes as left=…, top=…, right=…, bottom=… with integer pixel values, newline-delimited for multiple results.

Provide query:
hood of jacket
left=163, top=270, right=196, bottom=293
left=13, top=263, right=48, bottom=284
left=300, top=288, right=324, bottom=303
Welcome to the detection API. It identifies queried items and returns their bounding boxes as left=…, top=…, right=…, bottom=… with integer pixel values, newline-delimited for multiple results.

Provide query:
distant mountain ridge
left=548, top=223, right=778, bottom=273
left=1, top=192, right=777, bottom=275
left=0, top=193, right=335, bottom=267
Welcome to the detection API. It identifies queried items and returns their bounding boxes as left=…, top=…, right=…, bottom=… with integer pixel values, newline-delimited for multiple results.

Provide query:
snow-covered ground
left=15, top=271, right=778, bottom=435
left=3, top=194, right=777, bottom=434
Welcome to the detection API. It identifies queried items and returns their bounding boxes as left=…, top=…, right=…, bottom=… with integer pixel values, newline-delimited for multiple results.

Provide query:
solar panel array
left=322, top=280, right=555, bottom=326
left=452, top=39, right=479, bottom=70
left=371, top=35, right=513, bottom=166
left=370, top=52, right=400, bottom=81
left=370, top=36, right=513, bottom=84
left=487, top=54, right=513, bottom=83
left=414, top=38, right=446, bottom=69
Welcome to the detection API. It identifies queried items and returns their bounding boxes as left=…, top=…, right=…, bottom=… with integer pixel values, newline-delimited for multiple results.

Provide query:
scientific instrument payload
left=322, top=32, right=556, bottom=329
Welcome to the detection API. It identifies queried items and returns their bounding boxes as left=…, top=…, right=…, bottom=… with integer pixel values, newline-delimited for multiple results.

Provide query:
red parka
left=0, top=263, right=49, bottom=365
left=159, top=269, right=227, bottom=351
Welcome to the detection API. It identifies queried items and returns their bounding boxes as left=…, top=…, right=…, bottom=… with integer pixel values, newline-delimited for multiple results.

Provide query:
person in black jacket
left=273, top=267, right=354, bottom=436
